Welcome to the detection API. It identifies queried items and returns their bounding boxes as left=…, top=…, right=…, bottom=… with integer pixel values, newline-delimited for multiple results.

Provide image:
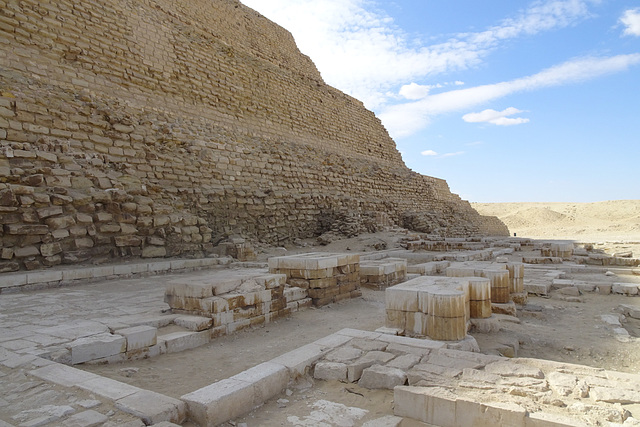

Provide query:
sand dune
left=472, top=200, right=640, bottom=242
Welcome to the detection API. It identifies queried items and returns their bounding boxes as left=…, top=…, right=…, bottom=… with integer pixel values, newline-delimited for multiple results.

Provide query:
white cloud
left=421, top=150, right=438, bottom=156
left=241, top=0, right=596, bottom=109
left=620, top=8, right=640, bottom=36
left=441, top=151, right=465, bottom=158
left=380, top=54, right=640, bottom=138
left=463, top=107, right=529, bottom=126
left=399, top=83, right=433, bottom=100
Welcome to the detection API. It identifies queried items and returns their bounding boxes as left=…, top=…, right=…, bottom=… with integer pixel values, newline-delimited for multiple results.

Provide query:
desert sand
left=472, top=200, right=640, bottom=242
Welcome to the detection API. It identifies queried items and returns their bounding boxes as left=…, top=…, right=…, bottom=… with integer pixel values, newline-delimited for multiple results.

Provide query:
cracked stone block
left=314, top=362, right=347, bottom=381
left=358, top=365, right=407, bottom=389
left=69, top=333, right=126, bottom=364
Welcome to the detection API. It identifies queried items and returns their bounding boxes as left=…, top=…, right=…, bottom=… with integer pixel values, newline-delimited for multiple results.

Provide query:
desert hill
left=472, top=200, right=640, bottom=242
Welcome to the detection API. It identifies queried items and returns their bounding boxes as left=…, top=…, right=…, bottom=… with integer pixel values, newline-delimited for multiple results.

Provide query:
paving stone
left=589, top=386, right=640, bottom=404
left=270, top=343, right=329, bottom=377
left=426, top=353, right=484, bottom=370
left=115, top=390, right=187, bottom=425
left=324, top=347, right=363, bottom=363
left=181, top=362, right=288, bottom=426
left=30, top=363, right=100, bottom=387
left=362, top=415, right=403, bottom=427
left=485, top=361, right=544, bottom=379
left=386, top=353, right=421, bottom=370
left=313, top=362, right=347, bottom=381
left=349, top=338, right=388, bottom=352
left=359, top=365, right=407, bottom=389
left=69, top=333, right=126, bottom=364
left=76, top=376, right=141, bottom=400
left=64, top=410, right=109, bottom=427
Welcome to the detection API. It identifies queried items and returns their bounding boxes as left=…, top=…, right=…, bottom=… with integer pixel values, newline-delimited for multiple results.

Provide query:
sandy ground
left=77, top=202, right=640, bottom=426
left=472, top=200, right=640, bottom=243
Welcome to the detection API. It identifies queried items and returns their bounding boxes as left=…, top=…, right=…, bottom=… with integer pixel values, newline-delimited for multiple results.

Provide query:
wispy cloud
left=420, top=150, right=465, bottom=158
left=620, top=8, right=640, bottom=36
left=421, top=150, right=438, bottom=156
left=463, top=107, right=530, bottom=126
left=241, top=0, right=597, bottom=108
left=380, top=54, right=640, bottom=138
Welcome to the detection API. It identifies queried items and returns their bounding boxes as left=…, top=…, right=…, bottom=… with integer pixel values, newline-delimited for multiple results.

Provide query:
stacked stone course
left=0, top=0, right=508, bottom=271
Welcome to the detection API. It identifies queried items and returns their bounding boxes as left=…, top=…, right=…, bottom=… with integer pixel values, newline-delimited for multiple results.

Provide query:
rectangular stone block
left=70, top=333, right=126, bottom=364
left=182, top=362, right=288, bottom=426
left=394, top=386, right=457, bottom=426
left=158, top=331, right=209, bottom=353
left=26, top=270, right=63, bottom=284
left=117, top=325, right=157, bottom=351
left=115, top=390, right=187, bottom=425
left=30, top=363, right=101, bottom=387
left=456, top=398, right=527, bottom=427
left=174, top=315, right=212, bottom=331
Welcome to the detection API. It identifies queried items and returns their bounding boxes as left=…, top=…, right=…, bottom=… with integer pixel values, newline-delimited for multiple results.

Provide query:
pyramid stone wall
left=0, top=0, right=508, bottom=271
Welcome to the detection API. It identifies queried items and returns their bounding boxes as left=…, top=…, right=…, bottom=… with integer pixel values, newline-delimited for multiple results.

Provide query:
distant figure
left=514, top=232, right=517, bottom=237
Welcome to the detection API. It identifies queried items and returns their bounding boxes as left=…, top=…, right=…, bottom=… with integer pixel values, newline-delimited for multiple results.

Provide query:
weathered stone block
left=69, top=333, right=127, bottom=364
left=117, top=325, right=157, bottom=351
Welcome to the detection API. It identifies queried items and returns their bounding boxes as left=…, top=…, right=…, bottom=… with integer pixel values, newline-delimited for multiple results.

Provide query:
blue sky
left=240, top=0, right=640, bottom=202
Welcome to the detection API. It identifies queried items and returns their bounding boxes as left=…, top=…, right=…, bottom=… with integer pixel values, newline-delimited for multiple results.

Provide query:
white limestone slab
left=117, top=325, right=157, bottom=351
left=115, top=390, right=186, bottom=425
left=69, top=333, right=126, bottom=364
left=30, top=363, right=101, bottom=387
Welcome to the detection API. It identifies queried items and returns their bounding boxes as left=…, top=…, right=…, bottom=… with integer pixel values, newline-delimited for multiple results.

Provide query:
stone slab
left=181, top=361, right=288, bottom=427
left=115, top=390, right=187, bottom=425
left=69, top=333, right=126, bottom=364
left=117, top=326, right=157, bottom=352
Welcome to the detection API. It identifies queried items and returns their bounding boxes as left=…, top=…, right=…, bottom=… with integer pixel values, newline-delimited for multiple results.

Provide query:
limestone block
left=174, top=315, right=213, bottom=331
left=158, top=331, right=209, bottom=353
left=314, top=361, right=347, bottom=381
left=115, top=390, right=186, bottom=425
left=492, top=301, right=517, bottom=317
left=182, top=362, right=288, bottom=426
left=165, top=282, right=213, bottom=298
left=426, top=315, right=467, bottom=341
left=394, top=386, right=457, bottom=426
left=589, top=386, right=640, bottom=404
left=385, top=286, right=419, bottom=312
left=386, top=353, right=422, bottom=370
left=612, top=283, right=639, bottom=296
left=456, top=397, right=527, bottom=427
left=30, top=363, right=101, bottom=387
left=117, top=325, right=157, bottom=351
left=65, top=410, right=109, bottom=427
left=270, top=342, right=329, bottom=377
left=362, top=415, right=403, bottom=427
left=69, top=333, right=126, bottom=364
left=618, top=304, right=640, bottom=319
left=484, top=361, right=544, bottom=379
left=325, top=347, right=363, bottom=363
left=526, top=411, right=585, bottom=427
left=524, top=282, right=551, bottom=295
left=284, top=286, right=308, bottom=302
left=359, top=365, right=407, bottom=389
left=26, top=270, right=63, bottom=284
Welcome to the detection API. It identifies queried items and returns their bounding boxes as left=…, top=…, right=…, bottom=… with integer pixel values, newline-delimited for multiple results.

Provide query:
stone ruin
left=0, top=0, right=508, bottom=273
left=2, top=1, right=640, bottom=427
